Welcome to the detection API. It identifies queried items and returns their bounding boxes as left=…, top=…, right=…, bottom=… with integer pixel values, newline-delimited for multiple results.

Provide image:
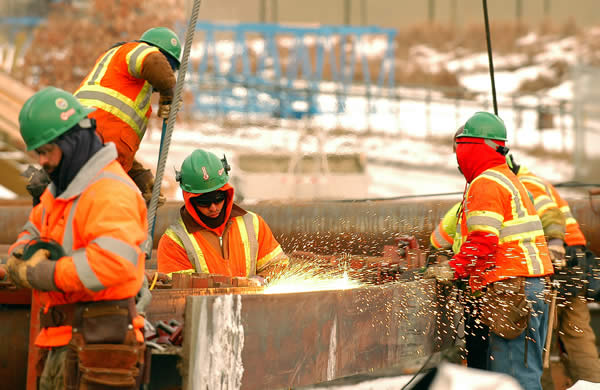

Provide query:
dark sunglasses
left=192, top=191, right=226, bottom=207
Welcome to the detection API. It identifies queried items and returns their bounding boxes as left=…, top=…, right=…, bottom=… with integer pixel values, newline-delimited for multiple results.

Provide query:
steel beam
left=182, top=279, right=453, bottom=389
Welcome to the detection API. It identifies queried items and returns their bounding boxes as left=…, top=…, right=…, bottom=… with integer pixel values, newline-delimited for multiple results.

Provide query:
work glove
left=7, top=249, right=58, bottom=291
left=129, top=161, right=166, bottom=207
left=249, top=275, right=266, bottom=287
left=422, top=260, right=455, bottom=284
left=157, top=94, right=172, bottom=119
left=548, top=239, right=567, bottom=269
left=22, top=165, right=50, bottom=206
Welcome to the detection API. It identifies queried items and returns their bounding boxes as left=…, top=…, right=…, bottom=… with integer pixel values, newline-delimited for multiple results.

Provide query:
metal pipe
left=2, top=197, right=600, bottom=255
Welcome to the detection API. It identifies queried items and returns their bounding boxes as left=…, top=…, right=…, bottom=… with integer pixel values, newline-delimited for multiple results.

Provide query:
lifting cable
left=143, top=0, right=203, bottom=258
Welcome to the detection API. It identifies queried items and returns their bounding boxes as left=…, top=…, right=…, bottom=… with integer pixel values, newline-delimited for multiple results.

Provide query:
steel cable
left=144, top=0, right=203, bottom=256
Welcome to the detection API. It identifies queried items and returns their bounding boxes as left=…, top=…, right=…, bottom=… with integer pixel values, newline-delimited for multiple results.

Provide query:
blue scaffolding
left=189, top=22, right=397, bottom=119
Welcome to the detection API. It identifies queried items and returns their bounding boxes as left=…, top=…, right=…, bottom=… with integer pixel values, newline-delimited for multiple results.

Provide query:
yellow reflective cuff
left=565, top=217, right=577, bottom=225
left=467, top=209, right=504, bottom=222
left=257, top=245, right=287, bottom=272
left=166, top=269, right=196, bottom=278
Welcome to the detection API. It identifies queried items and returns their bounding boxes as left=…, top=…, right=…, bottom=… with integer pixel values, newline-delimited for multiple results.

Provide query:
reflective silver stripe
left=72, top=249, right=105, bottom=292
left=484, top=139, right=500, bottom=150
left=59, top=145, right=118, bottom=199
left=88, top=48, right=118, bottom=85
left=534, top=198, right=553, bottom=212
left=562, top=209, right=574, bottom=219
left=21, top=220, right=40, bottom=237
left=74, top=90, right=146, bottom=133
left=128, top=44, right=151, bottom=78
left=433, top=227, right=452, bottom=249
left=170, top=221, right=203, bottom=273
left=522, top=238, right=542, bottom=274
left=92, top=236, right=139, bottom=266
left=499, top=220, right=543, bottom=240
left=62, top=197, right=80, bottom=256
left=41, top=208, right=46, bottom=229
left=466, top=215, right=502, bottom=231
left=481, top=170, right=525, bottom=218
left=137, top=83, right=152, bottom=110
left=242, top=213, right=259, bottom=276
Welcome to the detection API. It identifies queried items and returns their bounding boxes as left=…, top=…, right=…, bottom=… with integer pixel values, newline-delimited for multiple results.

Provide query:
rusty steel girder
left=181, top=279, right=456, bottom=390
left=0, top=197, right=599, bottom=255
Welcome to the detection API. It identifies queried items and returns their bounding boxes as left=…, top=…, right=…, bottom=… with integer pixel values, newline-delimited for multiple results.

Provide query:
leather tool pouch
left=479, top=277, right=531, bottom=340
left=71, top=299, right=145, bottom=389
left=79, top=300, right=130, bottom=344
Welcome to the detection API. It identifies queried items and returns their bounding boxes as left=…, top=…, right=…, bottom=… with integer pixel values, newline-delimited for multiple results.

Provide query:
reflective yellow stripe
left=236, top=216, right=252, bottom=275
left=257, top=245, right=287, bottom=272
left=533, top=195, right=556, bottom=214
left=470, top=225, right=500, bottom=237
left=165, top=227, right=183, bottom=246
left=178, top=219, right=209, bottom=274
left=79, top=47, right=119, bottom=86
left=75, top=85, right=150, bottom=138
left=126, top=44, right=158, bottom=78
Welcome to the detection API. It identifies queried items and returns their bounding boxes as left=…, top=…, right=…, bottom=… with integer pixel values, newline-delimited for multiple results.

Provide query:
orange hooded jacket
left=9, top=145, right=148, bottom=347
left=157, top=183, right=288, bottom=277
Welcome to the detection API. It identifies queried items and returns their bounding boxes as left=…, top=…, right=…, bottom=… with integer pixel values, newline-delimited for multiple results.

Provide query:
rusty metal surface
left=0, top=197, right=599, bottom=255
left=182, top=279, right=451, bottom=390
left=0, top=304, right=30, bottom=389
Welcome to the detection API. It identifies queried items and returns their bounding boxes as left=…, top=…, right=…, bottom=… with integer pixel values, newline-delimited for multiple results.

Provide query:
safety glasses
left=192, top=191, right=226, bottom=207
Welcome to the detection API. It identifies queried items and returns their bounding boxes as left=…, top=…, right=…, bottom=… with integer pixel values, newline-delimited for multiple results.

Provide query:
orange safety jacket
left=517, top=167, right=586, bottom=247
left=74, top=42, right=159, bottom=172
left=451, top=164, right=553, bottom=290
left=8, top=145, right=148, bottom=347
left=430, top=202, right=461, bottom=250
left=157, top=206, right=288, bottom=277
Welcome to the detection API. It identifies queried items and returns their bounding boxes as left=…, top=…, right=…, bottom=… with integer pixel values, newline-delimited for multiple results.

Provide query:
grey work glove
left=548, top=239, right=566, bottom=268
left=22, top=166, right=50, bottom=206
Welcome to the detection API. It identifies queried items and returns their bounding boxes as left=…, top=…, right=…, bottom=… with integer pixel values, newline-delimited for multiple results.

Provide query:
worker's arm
left=54, top=179, right=147, bottom=293
left=520, top=179, right=565, bottom=241
left=255, top=215, right=289, bottom=278
left=140, top=51, right=176, bottom=96
left=449, top=180, right=503, bottom=280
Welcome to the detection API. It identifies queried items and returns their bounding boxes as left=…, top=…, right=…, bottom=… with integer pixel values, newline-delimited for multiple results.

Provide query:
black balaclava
left=192, top=191, right=229, bottom=229
left=50, top=119, right=103, bottom=197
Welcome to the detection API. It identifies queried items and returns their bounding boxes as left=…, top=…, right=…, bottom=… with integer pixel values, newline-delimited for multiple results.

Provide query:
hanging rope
left=143, top=0, right=203, bottom=257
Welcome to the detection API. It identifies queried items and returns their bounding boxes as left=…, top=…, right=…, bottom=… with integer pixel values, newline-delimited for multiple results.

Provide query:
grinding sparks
left=264, top=264, right=364, bottom=294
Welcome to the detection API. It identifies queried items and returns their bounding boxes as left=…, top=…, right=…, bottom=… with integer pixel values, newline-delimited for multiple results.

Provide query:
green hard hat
left=458, top=111, right=507, bottom=141
left=178, top=149, right=230, bottom=193
left=19, top=86, right=95, bottom=151
left=140, top=27, right=181, bottom=66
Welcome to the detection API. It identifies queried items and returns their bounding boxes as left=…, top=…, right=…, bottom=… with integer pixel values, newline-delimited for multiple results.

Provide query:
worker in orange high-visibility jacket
left=425, top=112, right=553, bottom=390
left=74, top=27, right=181, bottom=205
left=507, top=154, right=600, bottom=386
left=5, top=87, right=148, bottom=389
left=157, top=149, right=289, bottom=282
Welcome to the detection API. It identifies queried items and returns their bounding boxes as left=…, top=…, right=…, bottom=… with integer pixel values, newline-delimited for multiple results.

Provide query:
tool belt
left=41, top=298, right=146, bottom=389
left=478, top=277, right=531, bottom=340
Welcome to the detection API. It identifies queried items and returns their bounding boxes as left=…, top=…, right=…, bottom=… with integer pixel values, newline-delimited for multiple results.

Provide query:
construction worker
left=429, top=201, right=490, bottom=371
left=157, top=149, right=289, bottom=281
left=5, top=87, right=148, bottom=389
left=507, top=154, right=600, bottom=386
left=425, top=112, right=554, bottom=390
left=74, top=26, right=181, bottom=204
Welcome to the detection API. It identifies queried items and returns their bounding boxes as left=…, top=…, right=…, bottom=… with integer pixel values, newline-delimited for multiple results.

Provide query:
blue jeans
left=488, top=277, right=549, bottom=390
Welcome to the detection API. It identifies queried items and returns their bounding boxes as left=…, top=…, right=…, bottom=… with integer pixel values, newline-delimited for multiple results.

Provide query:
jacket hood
left=455, top=136, right=507, bottom=183
left=183, top=183, right=234, bottom=236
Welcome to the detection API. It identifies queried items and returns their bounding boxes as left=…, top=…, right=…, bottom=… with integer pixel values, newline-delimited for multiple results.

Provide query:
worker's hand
left=548, top=239, right=567, bottom=268
left=8, top=249, right=58, bottom=291
left=422, top=260, right=455, bottom=284
left=157, top=95, right=172, bottom=119
left=249, top=275, right=265, bottom=287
